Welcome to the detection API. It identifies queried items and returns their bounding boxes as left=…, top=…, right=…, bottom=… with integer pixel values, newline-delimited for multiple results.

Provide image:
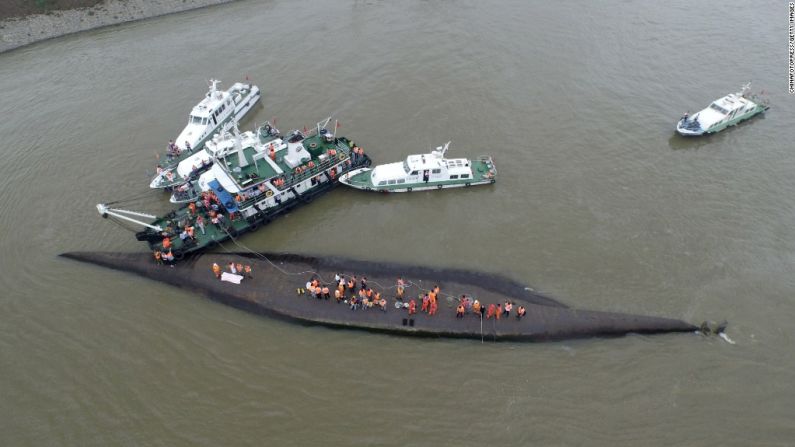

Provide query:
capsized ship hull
left=61, top=251, right=701, bottom=343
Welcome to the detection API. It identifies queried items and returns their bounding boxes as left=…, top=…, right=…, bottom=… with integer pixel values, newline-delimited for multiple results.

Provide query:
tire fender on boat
left=465, top=182, right=471, bottom=187
left=437, top=185, right=443, bottom=190
left=265, top=190, right=273, bottom=197
left=224, top=201, right=235, bottom=209
left=173, top=250, right=185, bottom=261
left=407, top=187, right=412, bottom=192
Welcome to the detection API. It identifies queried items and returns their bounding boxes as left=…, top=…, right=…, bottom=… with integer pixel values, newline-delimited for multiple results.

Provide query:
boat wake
left=719, top=332, right=736, bottom=345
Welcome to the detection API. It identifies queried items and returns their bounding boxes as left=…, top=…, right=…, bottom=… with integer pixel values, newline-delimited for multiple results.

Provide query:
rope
left=105, top=190, right=160, bottom=206
left=214, top=225, right=478, bottom=304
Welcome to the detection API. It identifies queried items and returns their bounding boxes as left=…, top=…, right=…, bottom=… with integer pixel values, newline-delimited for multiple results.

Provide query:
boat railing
left=477, top=155, right=496, bottom=173
left=274, top=149, right=357, bottom=192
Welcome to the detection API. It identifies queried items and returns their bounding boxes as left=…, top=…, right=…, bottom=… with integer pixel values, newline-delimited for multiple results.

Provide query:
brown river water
left=0, top=0, right=793, bottom=445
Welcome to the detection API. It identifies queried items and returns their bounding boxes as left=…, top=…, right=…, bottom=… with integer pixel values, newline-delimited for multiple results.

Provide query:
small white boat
left=339, top=142, right=496, bottom=193
left=676, top=83, right=769, bottom=136
left=150, top=79, right=261, bottom=189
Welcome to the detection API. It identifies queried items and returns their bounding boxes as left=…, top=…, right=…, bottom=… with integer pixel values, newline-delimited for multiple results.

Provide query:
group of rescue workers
left=210, top=261, right=253, bottom=279
left=296, top=273, right=529, bottom=321
left=150, top=141, right=370, bottom=267
left=152, top=188, right=238, bottom=264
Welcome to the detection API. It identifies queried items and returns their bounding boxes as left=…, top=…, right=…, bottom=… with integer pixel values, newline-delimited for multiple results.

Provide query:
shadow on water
left=667, top=132, right=715, bottom=151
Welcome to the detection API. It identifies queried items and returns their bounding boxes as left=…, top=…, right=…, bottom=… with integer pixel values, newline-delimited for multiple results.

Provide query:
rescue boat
left=339, top=142, right=496, bottom=193
left=676, top=83, right=769, bottom=136
left=150, top=79, right=261, bottom=189
left=98, top=118, right=371, bottom=260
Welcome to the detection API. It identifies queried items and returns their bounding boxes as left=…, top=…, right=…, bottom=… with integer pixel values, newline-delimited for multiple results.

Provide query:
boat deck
left=145, top=136, right=363, bottom=257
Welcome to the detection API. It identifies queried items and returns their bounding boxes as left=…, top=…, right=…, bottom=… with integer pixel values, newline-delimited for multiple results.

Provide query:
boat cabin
left=177, top=80, right=235, bottom=149
left=370, top=143, right=472, bottom=187
left=692, top=92, right=758, bottom=131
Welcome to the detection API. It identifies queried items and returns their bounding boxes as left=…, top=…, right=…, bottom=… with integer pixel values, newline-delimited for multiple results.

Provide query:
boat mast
left=208, top=79, right=221, bottom=99
left=232, top=120, right=249, bottom=169
left=96, top=204, right=163, bottom=232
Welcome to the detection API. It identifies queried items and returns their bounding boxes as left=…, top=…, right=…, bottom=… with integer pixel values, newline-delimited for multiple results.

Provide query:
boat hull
left=61, top=251, right=702, bottom=343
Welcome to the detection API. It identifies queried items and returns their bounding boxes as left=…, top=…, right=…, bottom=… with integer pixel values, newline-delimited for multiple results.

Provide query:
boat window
left=388, top=180, right=397, bottom=185
left=461, top=173, right=469, bottom=178
left=378, top=181, right=386, bottom=186
left=397, top=179, right=405, bottom=184
left=410, top=171, right=418, bottom=176
left=432, top=169, right=441, bottom=174
left=190, top=116, right=202, bottom=125
left=450, top=175, right=459, bottom=179
left=710, top=103, right=729, bottom=114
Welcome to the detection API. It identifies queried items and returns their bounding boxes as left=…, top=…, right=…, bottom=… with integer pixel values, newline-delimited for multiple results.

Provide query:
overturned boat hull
left=61, top=251, right=699, bottom=342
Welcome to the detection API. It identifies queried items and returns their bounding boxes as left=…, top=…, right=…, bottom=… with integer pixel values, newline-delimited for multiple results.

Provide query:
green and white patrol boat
left=150, top=79, right=261, bottom=189
left=676, top=83, right=769, bottom=136
left=98, top=118, right=371, bottom=260
left=339, top=142, right=496, bottom=193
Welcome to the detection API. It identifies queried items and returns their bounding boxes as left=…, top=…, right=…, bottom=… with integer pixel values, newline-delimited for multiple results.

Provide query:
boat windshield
left=403, top=161, right=411, bottom=174
left=190, top=115, right=203, bottom=125
left=710, top=103, right=729, bottom=115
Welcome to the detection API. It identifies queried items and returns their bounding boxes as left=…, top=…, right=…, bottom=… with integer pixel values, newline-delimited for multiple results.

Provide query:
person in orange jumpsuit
left=429, top=298, right=438, bottom=316
left=487, top=303, right=496, bottom=319
left=212, top=262, right=221, bottom=279
left=456, top=304, right=465, bottom=318
left=421, top=294, right=430, bottom=313
left=495, top=303, right=502, bottom=320
left=408, top=299, right=417, bottom=315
